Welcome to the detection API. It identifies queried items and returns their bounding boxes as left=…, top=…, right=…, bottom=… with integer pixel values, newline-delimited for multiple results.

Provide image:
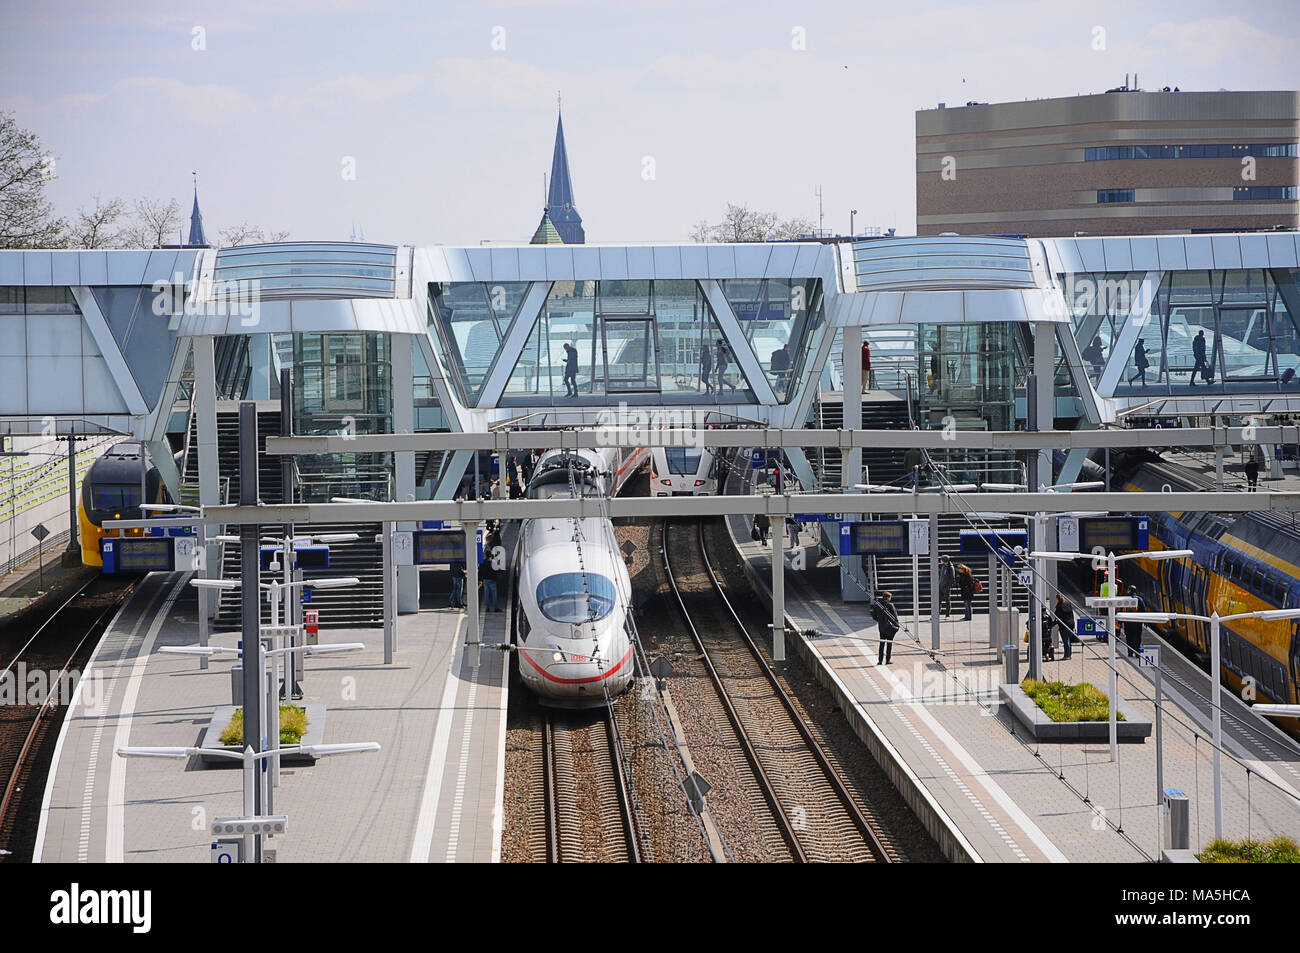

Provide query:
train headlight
left=552, top=652, right=563, bottom=662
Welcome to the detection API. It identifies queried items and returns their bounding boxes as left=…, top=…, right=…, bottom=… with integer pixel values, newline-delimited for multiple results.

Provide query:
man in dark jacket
left=1054, top=593, right=1075, bottom=660
left=871, top=591, right=900, bottom=665
left=1191, top=329, right=1208, bottom=385
left=479, top=557, right=500, bottom=612
left=938, top=556, right=955, bottom=617
left=563, top=343, right=579, bottom=397
left=1124, top=583, right=1146, bottom=658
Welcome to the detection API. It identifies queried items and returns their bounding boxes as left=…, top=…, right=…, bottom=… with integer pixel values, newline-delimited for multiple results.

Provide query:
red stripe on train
left=521, top=643, right=635, bottom=684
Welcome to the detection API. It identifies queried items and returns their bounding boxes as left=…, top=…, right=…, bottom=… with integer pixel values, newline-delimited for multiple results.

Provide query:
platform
left=34, top=569, right=508, bottom=863
left=728, top=514, right=1300, bottom=863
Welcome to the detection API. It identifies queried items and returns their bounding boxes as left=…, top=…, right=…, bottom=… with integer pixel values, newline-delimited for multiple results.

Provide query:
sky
left=2, top=0, right=1298, bottom=246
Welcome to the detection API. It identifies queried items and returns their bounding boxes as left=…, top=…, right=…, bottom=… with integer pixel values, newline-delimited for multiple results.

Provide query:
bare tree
left=690, top=202, right=815, bottom=243
left=0, top=111, right=66, bottom=248
left=218, top=222, right=289, bottom=247
left=122, top=197, right=182, bottom=248
left=68, top=194, right=128, bottom=248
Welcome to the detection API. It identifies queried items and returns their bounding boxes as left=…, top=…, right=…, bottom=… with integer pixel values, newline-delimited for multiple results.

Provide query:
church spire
left=543, top=100, right=584, bottom=244
left=187, top=171, right=208, bottom=247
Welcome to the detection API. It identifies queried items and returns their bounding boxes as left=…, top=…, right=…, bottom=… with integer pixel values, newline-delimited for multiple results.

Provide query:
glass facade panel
left=1166, top=271, right=1217, bottom=391
left=0, top=287, right=23, bottom=313
left=501, top=280, right=758, bottom=405
left=293, top=332, right=392, bottom=500
left=720, top=278, right=823, bottom=401
left=429, top=281, right=531, bottom=405
left=25, top=286, right=79, bottom=314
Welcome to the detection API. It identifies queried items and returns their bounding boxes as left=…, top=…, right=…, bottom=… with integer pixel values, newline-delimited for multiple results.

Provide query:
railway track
left=0, top=576, right=133, bottom=861
left=538, top=706, right=642, bottom=863
left=661, top=518, right=893, bottom=863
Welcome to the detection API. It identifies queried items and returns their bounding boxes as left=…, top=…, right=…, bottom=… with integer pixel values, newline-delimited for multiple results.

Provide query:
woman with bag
left=957, top=563, right=975, bottom=621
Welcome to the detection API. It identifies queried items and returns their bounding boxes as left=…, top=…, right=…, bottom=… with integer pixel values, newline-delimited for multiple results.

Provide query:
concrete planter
left=197, top=704, right=327, bottom=765
left=998, top=683, right=1151, bottom=741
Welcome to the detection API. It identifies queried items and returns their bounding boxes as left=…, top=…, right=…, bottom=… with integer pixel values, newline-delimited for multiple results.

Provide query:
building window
left=1085, top=143, right=1298, bottom=161
left=1232, top=186, right=1298, bottom=201
left=1097, top=189, right=1135, bottom=204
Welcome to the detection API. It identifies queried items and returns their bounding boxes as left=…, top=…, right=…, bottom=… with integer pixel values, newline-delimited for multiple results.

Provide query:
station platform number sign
left=1076, top=617, right=1103, bottom=637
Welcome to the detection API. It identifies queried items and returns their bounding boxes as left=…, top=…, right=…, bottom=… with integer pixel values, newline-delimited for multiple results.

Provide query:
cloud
left=1143, top=16, right=1294, bottom=67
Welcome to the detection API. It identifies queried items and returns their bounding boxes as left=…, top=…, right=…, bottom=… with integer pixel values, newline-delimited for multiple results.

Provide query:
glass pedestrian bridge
left=2, top=232, right=1299, bottom=500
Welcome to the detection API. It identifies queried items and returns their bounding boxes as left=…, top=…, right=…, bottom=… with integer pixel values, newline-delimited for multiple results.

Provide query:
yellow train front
left=79, top=441, right=168, bottom=568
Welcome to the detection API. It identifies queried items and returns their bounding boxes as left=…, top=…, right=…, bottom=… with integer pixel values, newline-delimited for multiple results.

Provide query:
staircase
left=178, top=403, right=387, bottom=630
left=869, top=515, right=1032, bottom=616
left=807, top=393, right=910, bottom=491
left=212, top=521, right=385, bottom=630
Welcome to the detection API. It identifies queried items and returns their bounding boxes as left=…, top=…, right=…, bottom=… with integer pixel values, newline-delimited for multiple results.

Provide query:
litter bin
left=230, top=662, right=243, bottom=707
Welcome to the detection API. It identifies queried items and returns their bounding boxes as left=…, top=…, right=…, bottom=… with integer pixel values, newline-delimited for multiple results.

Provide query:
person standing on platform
left=1245, top=446, right=1260, bottom=491
left=870, top=590, right=900, bottom=665
left=957, top=563, right=975, bottom=621
left=786, top=516, right=799, bottom=550
left=479, top=557, right=500, bottom=612
left=450, top=560, right=466, bottom=609
left=938, top=555, right=955, bottom=617
left=753, top=512, right=770, bottom=545
left=1054, top=593, right=1075, bottom=661
left=861, top=340, right=872, bottom=392
left=1124, top=583, right=1146, bottom=657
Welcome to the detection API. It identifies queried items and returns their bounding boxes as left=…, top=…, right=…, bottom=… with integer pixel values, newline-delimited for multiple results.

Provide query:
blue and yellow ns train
left=1114, top=453, right=1300, bottom=727
left=78, top=441, right=171, bottom=568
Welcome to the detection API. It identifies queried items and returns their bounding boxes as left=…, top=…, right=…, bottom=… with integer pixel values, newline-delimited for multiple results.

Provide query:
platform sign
left=490, top=454, right=500, bottom=477
left=31, top=522, right=49, bottom=542
left=259, top=546, right=330, bottom=571
left=906, top=518, right=930, bottom=556
left=1017, top=569, right=1033, bottom=587
left=103, top=537, right=175, bottom=573
left=1078, top=516, right=1150, bottom=553
left=147, top=517, right=196, bottom=538
left=751, top=449, right=766, bottom=469
left=842, top=520, right=908, bottom=556
left=795, top=513, right=842, bottom=523
left=211, top=840, right=242, bottom=864
left=959, top=529, right=1028, bottom=556
left=1139, top=645, right=1160, bottom=668
left=410, top=528, right=484, bottom=565
left=420, top=520, right=450, bottom=530
left=1077, top=617, right=1102, bottom=637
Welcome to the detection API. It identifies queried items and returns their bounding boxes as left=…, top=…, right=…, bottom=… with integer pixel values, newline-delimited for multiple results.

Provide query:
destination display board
left=959, top=529, right=1028, bottom=555
left=108, top=537, right=175, bottom=573
left=840, top=521, right=908, bottom=556
left=1079, top=517, right=1150, bottom=553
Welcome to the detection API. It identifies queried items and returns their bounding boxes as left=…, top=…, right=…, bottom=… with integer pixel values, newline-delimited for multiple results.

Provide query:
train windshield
left=536, top=572, right=618, bottom=624
left=92, top=485, right=141, bottom=510
left=662, top=448, right=703, bottom=475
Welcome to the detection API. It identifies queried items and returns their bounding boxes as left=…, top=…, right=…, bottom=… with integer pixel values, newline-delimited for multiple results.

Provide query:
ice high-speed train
left=515, top=446, right=647, bottom=707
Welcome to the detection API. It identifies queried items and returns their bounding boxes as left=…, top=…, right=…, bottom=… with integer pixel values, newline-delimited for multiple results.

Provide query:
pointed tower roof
left=545, top=108, right=584, bottom=244
left=187, top=176, right=208, bottom=247
left=530, top=210, right=563, bottom=244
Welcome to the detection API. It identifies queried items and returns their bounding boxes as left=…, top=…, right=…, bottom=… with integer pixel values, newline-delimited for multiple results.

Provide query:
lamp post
left=1116, top=606, right=1300, bottom=839
left=1032, top=548, right=1193, bottom=761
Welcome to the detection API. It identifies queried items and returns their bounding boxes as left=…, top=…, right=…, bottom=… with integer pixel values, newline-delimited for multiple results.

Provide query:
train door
left=1188, top=562, right=1211, bottom=654
left=1290, top=622, right=1300, bottom=704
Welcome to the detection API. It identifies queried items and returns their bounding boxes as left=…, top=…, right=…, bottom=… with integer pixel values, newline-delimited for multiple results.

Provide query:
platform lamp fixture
left=1116, top=606, right=1300, bottom=840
